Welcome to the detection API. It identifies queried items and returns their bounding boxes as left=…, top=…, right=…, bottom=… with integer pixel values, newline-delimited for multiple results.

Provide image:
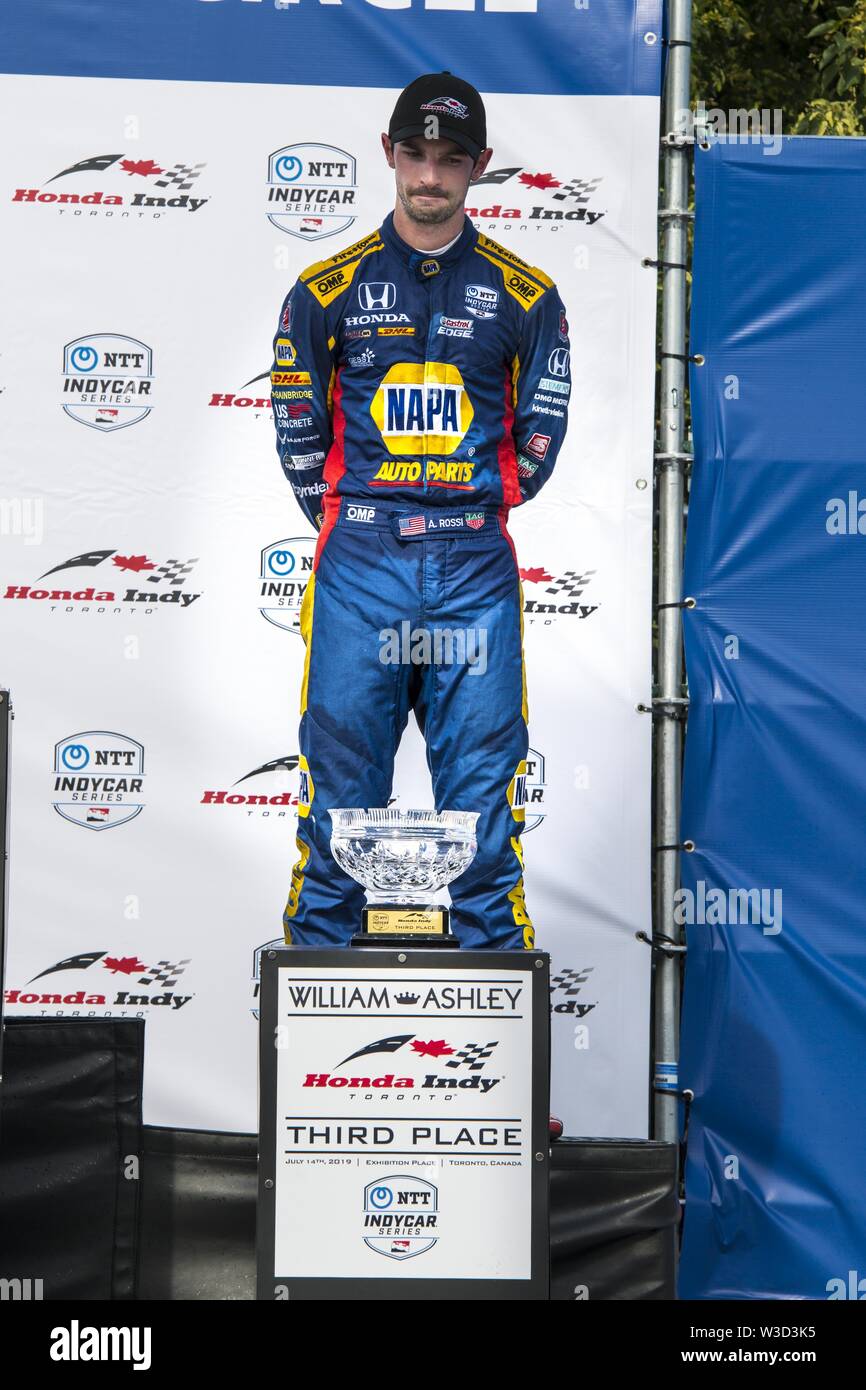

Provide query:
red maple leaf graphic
left=102, top=955, right=148, bottom=976
left=119, top=158, right=164, bottom=178
left=519, top=566, right=554, bottom=584
left=112, top=554, right=156, bottom=572
left=411, top=1039, right=455, bottom=1058
left=518, top=171, right=561, bottom=190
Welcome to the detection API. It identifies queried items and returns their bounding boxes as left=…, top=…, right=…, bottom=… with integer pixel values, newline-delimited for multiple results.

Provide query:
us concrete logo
left=62, top=334, right=154, bottom=431
left=363, top=1176, right=439, bottom=1260
left=53, top=731, right=145, bottom=830
left=259, top=538, right=316, bottom=632
left=266, top=144, right=357, bottom=240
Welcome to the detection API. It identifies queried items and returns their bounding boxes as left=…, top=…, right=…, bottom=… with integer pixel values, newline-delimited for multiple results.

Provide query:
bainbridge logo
left=50, top=1320, right=151, bottom=1370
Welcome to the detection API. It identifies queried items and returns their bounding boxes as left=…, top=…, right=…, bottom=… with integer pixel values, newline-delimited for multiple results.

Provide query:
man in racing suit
left=270, top=71, right=571, bottom=949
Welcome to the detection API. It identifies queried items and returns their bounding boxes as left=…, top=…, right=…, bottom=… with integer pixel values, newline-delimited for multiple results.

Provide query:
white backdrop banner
left=0, top=0, right=662, bottom=1136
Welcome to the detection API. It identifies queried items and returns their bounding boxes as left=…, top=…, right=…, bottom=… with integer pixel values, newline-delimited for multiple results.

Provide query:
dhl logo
left=271, top=371, right=312, bottom=385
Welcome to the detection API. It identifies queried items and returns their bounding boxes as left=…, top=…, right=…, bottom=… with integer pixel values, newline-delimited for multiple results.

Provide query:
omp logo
left=313, top=269, right=348, bottom=297
left=359, top=282, right=395, bottom=311
left=370, top=363, right=473, bottom=456
left=506, top=272, right=542, bottom=306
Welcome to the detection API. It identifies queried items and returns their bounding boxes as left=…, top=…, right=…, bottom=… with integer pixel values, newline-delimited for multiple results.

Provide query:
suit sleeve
left=510, top=284, right=571, bottom=503
left=269, top=277, right=336, bottom=532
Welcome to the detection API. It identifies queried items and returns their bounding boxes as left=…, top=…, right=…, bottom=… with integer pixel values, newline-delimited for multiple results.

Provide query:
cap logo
left=420, top=97, right=470, bottom=120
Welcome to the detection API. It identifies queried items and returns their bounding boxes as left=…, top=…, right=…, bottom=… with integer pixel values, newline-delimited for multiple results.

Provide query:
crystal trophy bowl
left=329, top=808, right=479, bottom=943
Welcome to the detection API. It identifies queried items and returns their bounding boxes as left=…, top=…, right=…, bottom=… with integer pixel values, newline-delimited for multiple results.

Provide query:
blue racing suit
left=270, top=210, right=571, bottom=948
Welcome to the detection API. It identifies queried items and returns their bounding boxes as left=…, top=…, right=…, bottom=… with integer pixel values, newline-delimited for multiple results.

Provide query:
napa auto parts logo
left=11, top=152, right=209, bottom=217
left=200, top=753, right=301, bottom=815
left=62, top=334, right=154, bottom=430
left=53, top=731, right=145, bottom=830
left=467, top=165, right=604, bottom=230
left=5, top=951, right=194, bottom=1015
left=520, top=565, right=599, bottom=624
left=364, top=1176, right=439, bottom=1261
left=260, top=537, right=315, bottom=632
left=3, top=548, right=202, bottom=614
left=267, top=144, right=357, bottom=240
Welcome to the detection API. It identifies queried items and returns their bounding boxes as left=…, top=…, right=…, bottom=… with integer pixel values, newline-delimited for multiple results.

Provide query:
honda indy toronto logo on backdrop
left=519, top=564, right=599, bottom=625
left=52, top=731, right=145, bottom=829
left=466, top=163, right=605, bottom=232
left=200, top=753, right=301, bottom=817
left=62, top=334, right=154, bottom=430
left=5, top=951, right=194, bottom=1017
left=266, top=144, right=357, bottom=240
left=4, top=548, right=202, bottom=615
left=11, top=151, right=210, bottom=218
left=363, top=1176, right=439, bottom=1261
left=259, top=538, right=315, bottom=632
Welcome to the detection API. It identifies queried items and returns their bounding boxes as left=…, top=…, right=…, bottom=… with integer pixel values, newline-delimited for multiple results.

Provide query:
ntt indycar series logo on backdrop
left=267, top=144, right=357, bottom=240
left=53, top=731, right=145, bottom=830
left=4, top=548, right=202, bottom=615
left=11, top=151, right=210, bottom=219
left=62, top=334, right=154, bottom=430
left=259, top=537, right=315, bottom=632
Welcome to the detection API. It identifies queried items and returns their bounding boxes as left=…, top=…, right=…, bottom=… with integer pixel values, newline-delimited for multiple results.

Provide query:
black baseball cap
left=389, top=72, right=487, bottom=162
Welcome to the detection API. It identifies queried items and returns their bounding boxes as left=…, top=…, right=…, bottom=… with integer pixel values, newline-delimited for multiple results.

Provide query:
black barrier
left=0, top=1017, right=143, bottom=1300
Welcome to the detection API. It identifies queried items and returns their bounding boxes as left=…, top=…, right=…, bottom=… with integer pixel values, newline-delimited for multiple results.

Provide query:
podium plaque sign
left=257, top=949, right=550, bottom=1300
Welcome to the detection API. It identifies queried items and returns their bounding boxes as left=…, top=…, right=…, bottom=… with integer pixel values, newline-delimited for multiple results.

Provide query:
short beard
left=397, top=184, right=460, bottom=226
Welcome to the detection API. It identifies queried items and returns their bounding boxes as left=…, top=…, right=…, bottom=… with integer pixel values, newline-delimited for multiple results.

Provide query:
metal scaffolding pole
left=653, top=0, right=693, bottom=1146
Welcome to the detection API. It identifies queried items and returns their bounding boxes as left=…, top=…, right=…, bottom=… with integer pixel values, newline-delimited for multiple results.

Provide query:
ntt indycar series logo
left=62, top=334, right=154, bottom=431
left=53, top=731, right=145, bottom=830
left=267, top=143, right=357, bottom=241
left=259, top=537, right=315, bottom=632
left=364, top=1176, right=439, bottom=1260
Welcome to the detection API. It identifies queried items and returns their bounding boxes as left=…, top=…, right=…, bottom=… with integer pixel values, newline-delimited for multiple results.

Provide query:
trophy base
left=351, top=902, right=459, bottom=949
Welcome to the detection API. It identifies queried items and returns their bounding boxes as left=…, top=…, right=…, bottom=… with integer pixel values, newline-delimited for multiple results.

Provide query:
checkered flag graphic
left=550, top=968, right=590, bottom=996
left=153, top=162, right=206, bottom=191
left=139, top=959, right=191, bottom=987
left=551, top=176, right=602, bottom=204
left=445, top=1042, right=499, bottom=1071
left=542, top=569, right=596, bottom=600
left=146, top=558, right=200, bottom=586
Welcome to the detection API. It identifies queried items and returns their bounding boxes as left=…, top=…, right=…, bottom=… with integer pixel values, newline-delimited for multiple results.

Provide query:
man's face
left=384, top=135, right=487, bottom=226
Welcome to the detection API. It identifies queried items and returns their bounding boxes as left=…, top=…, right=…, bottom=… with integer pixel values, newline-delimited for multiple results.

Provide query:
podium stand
left=257, top=947, right=550, bottom=1299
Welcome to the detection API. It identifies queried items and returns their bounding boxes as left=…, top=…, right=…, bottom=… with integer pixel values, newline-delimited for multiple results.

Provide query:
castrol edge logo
left=370, top=362, right=474, bottom=455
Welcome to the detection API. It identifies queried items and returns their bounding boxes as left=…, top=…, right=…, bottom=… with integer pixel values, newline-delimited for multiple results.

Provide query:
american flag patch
left=399, top=514, right=426, bottom=537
